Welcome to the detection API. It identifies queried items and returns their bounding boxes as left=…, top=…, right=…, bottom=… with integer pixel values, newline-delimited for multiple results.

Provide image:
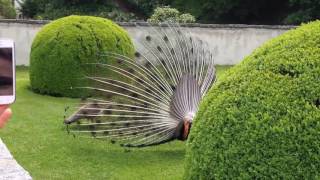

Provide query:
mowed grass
left=0, top=66, right=231, bottom=179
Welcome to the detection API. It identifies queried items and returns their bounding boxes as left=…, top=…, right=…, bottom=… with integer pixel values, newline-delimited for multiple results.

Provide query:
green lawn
left=0, top=66, right=231, bottom=179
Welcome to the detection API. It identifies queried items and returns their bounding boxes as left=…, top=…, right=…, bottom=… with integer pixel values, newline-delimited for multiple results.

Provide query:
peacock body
left=64, top=24, right=216, bottom=147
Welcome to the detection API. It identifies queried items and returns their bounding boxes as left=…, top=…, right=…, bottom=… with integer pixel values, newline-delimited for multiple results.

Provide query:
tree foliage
left=20, top=0, right=320, bottom=24
left=0, top=0, right=16, bottom=19
left=284, top=0, right=320, bottom=24
left=20, top=0, right=136, bottom=21
left=172, top=0, right=289, bottom=24
left=124, top=0, right=320, bottom=24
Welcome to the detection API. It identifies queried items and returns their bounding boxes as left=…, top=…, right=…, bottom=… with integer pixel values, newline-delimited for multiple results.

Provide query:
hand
left=0, top=105, right=12, bottom=128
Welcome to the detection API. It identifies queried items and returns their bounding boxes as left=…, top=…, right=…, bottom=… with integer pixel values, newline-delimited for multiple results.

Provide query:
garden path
left=0, top=139, right=32, bottom=180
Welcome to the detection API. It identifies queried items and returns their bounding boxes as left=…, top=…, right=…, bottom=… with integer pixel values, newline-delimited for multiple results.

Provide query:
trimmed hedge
left=30, top=15, right=134, bottom=97
left=185, top=21, right=320, bottom=179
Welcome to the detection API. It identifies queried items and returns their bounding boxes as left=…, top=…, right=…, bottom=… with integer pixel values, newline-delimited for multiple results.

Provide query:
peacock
left=64, top=23, right=216, bottom=147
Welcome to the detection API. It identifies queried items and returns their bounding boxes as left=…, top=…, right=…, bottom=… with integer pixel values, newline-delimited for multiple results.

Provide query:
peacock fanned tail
left=64, top=23, right=216, bottom=147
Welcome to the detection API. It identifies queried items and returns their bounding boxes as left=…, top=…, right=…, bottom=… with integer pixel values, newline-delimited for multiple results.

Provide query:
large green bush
left=30, top=15, right=134, bottom=97
left=185, top=21, right=320, bottom=179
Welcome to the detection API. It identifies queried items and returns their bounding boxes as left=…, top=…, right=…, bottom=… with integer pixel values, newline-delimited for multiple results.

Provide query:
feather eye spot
left=119, top=88, right=128, bottom=94
left=145, top=88, right=151, bottom=93
left=163, top=36, right=168, bottom=42
left=116, top=58, right=123, bottom=64
left=135, top=52, right=141, bottom=58
left=116, top=43, right=120, bottom=49
left=131, top=93, right=139, bottom=98
left=128, top=68, right=135, bottom=74
left=105, top=94, right=112, bottom=99
left=143, top=103, right=148, bottom=108
left=145, top=62, right=152, bottom=69
left=171, top=48, right=175, bottom=55
left=108, top=79, right=115, bottom=84
left=160, top=58, right=165, bottom=65
left=158, top=85, right=165, bottom=92
left=104, top=110, right=112, bottom=115
left=64, top=106, right=70, bottom=112
left=146, top=35, right=152, bottom=41
left=136, top=78, right=144, bottom=84
left=171, top=85, right=176, bottom=91
left=91, top=131, right=97, bottom=137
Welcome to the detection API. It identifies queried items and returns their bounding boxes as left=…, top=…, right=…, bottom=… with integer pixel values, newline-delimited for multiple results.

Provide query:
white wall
left=0, top=20, right=295, bottom=65
left=0, top=21, right=43, bottom=66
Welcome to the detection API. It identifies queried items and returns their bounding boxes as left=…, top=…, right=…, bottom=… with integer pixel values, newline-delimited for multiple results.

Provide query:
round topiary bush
left=30, top=15, right=134, bottom=97
left=185, top=21, right=320, bottom=179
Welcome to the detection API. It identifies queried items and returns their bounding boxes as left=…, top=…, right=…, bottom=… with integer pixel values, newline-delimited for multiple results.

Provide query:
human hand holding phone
left=0, top=39, right=15, bottom=128
left=0, top=105, right=11, bottom=128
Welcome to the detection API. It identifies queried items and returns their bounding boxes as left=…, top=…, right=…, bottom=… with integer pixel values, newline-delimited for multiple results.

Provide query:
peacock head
left=182, top=112, right=195, bottom=140
left=64, top=102, right=101, bottom=124
left=174, top=110, right=196, bottom=141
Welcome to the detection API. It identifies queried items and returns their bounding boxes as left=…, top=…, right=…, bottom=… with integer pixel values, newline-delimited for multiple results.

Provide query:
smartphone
left=0, top=39, right=15, bottom=104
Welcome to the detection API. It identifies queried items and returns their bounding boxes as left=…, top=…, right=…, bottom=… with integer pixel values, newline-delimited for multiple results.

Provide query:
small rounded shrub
left=30, top=15, right=134, bottom=97
left=185, top=21, right=320, bottom=179
left=148, top=7, right=180, bottom=23
left=147, top=6, right=196, bottom=23
left=179, top=13, right=196, bottom=23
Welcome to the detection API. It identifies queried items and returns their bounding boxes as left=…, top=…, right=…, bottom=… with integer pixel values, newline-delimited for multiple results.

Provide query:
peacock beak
left=64, top=116, right=76, bottom=124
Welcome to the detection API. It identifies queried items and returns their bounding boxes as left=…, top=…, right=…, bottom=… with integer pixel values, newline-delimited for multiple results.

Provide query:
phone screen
left=0, top=48, right=13, bottom=96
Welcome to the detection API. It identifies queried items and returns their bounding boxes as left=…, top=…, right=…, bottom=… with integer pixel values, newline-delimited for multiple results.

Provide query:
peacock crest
left=64, top=23, right=216, bottom=147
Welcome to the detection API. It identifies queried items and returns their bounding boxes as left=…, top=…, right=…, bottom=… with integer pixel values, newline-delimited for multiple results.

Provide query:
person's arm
left=0, top=105, right=12, bottom=128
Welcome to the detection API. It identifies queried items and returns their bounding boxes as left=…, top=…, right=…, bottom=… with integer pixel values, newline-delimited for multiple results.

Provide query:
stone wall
left=0, top=19, right=296, bottom=65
